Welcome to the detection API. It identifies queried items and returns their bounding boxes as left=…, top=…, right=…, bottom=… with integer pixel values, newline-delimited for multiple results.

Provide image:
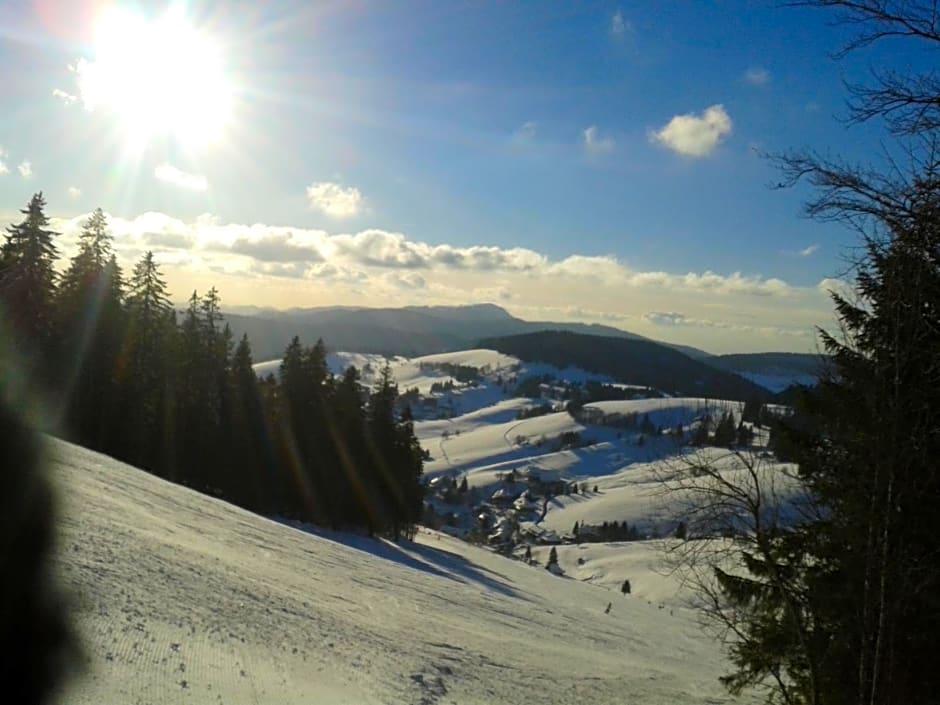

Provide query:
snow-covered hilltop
left=53, top=438, right=749, bottom=705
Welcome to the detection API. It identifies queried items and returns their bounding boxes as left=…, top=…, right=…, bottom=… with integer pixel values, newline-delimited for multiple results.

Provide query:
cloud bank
left=44, top=210, right=834, bottom=353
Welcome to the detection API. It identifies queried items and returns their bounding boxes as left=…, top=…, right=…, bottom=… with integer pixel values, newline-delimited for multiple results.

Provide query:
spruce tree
left=123, top=251, right=175, bottom=472
left=546, top=546, right=558, bottom=569
left=787, top=183, right=940, bottom=705
left=0, top=193, right=59, bottom=380
left=56, top=209, right=125, bottom=451
left=227, top=333, right=264, bottom=509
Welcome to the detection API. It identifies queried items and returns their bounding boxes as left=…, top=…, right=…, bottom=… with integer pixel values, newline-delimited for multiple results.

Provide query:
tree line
left=0, top=195, right=424, bottom=538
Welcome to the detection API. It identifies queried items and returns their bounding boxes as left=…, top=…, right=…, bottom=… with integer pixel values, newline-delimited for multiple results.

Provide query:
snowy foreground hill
left=52, top=439, right=754, bottom=705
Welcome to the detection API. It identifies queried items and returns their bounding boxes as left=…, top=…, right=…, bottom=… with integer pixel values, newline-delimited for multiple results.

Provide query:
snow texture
left=51, top=438, right=753, bottom=704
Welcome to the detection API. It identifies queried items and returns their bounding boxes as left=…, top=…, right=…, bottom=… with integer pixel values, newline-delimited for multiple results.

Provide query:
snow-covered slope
left=252, top=351, right=393, bottom=380
left=411, top=349, right=518, bottom=371
left=418, top=397, right=743, bottom=480
left=51, top=439, right=750, bottom=705
left=536, top=446, right=800, bottom=536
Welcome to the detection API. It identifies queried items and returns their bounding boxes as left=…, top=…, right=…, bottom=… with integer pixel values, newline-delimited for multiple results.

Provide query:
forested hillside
left=480, top=330, right=767, bottom=401
left=0, top=195, right=423, bottom=537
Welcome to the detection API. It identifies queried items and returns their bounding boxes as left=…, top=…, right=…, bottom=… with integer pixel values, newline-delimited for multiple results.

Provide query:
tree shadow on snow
left=282, top=521, right=524, bottom=600
left=360, top=537, right=524, bottom=600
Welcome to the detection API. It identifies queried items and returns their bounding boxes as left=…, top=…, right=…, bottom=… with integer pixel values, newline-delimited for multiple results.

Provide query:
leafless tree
left=653, top=447, right=821, bottom=704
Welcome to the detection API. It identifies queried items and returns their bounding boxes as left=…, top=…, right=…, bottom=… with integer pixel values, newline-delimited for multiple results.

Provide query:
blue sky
left=0, top=1, right=923, bottom=352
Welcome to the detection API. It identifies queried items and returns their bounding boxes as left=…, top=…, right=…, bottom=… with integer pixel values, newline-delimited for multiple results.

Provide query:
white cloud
left=643, top=310, right=811, bottom=337
left=644, top=311, right=690, bottom=326
left=611, top=11, right=631, bottom=36
left=799, top=244, right=819, bottom=257
left=514, top=121, right=538, bottom=141
left=229, top=231, right=323, bottom=263
left=650, top=104, right=732, bottom=158
left=52, top=88, right=78, bottom=104
left=67, top=186, right=82, bottom=199
left=0, top=146, right=7, bottom=175
left=583, top=125, right=615, bottom=156
left=18, top=160, right=32, bottom=179
left=384, top=271, right=427, bottom=290
left=743, top=67, right=770, bottom=86
left=154, top=163, right=208, bottom=191
left=306, top=182, right=364, bottom=218
left=817, top=278, right=853, bottom=300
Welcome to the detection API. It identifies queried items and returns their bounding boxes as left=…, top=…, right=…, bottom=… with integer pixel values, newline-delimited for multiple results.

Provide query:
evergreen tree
left=123, top=251, right=176, bottom=472
left=56, top=209, right=125, bottom=451
left=712, top=411, right=736, bottom=447
left=0, top=193, right=59, bottom=380
left=741, top=397, right=763, bottom=425
left=331, top=365, right=371, bottom=529
left=364, top=363, right=424, bottom=539
left=789, top=183, right=940, bottom=705
left=546, top=546, right=558, bottom=569
left=735, top=422, right=754, bottom=448
left=691, top=416, right=710, bottom=446
left=227, top=333, right=265, bottom=509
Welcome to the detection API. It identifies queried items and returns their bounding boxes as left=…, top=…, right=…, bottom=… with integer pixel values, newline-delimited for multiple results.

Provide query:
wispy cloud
left=784, top=243, right=820, bottom=257
left=644, top=311, right=689, bottom=326
left=154, top=163, right=208, bottom=191
left=306, top=182, right=364, bottom=218
left=513, top=121, right=538, bottom=142
left=67, top=186, right=82, bottom=200
left=643, top=310, right=810, bottom=337
left=18, top=160, right=33, bottom=179
left=0, top=147, right=8, bottom=175
left=650, top=104, right=732, bottom=158
left=611, top=10, right=631, bottom=36
left=798, top=244, right=819, bottom=257
left=743, top=67, right=770, bottom=86
left=52, top=88, right=78, bottom=104
left=583, top=125, right=615, bottom=156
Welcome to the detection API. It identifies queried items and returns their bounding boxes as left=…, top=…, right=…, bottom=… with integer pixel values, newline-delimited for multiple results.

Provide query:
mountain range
left=221, top=303, right=822, bottom=395
left=222, top=303, right=709, bottom=361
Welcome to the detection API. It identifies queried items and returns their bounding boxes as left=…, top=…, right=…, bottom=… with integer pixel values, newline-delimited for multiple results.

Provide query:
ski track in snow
left=51, top=438, right=752, bottom=705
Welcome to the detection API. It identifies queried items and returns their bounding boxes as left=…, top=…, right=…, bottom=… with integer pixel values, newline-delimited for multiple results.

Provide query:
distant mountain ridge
left=221, top=303, right=711, bottom=362
left=710, top=352, right=827, bottom=393
left=479, top=330, right=769, bottom=401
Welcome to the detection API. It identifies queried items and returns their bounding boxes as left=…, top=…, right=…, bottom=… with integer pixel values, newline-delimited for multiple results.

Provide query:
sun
left=77, top=7, right=233, bottom=150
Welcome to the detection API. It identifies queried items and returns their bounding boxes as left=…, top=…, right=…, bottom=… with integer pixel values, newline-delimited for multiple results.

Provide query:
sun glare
left=78, top=8, right=232, bottom=150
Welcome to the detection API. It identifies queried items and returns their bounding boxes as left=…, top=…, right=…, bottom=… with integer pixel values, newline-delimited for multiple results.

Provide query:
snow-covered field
left=51, top=439, right=751, bottom=705
left=536, top=447, right=800, bottom=535
left=411, top=349, right=518, bottom=371
left=529, top=541, right=689, bottom=608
